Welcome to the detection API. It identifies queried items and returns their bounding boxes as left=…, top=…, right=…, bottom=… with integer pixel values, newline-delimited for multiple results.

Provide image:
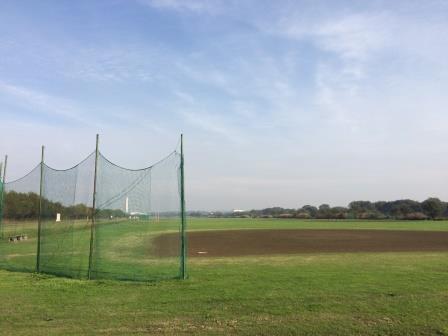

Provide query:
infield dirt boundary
left=152, top=229, right=448, bottom=257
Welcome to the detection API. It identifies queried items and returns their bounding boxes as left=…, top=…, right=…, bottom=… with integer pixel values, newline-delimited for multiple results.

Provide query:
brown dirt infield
left=152, top=229, right=448, bottom=257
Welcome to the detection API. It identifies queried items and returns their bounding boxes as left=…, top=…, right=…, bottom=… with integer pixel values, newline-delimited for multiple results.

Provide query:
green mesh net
left=39, top=153, right=95, bottom=278
left=0, top=140, right=185, bottom=281
left=0, top=164, right=40, bottom=272
left=91, top=152, right=182, bottom=281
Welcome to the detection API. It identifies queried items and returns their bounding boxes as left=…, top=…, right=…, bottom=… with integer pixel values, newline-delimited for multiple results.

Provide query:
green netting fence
left=0, top=135, right=187, bottom=281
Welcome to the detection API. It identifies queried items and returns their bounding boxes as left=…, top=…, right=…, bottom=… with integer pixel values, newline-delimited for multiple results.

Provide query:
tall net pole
left=0, top=161, right=3, bottom=240
left=36, top=146, right=45, bottom=272
left=88, top=134, right=99, bottom=279
left=180, top=134, right=187, bottom=279
left=0, top=155, right=7, bottom=239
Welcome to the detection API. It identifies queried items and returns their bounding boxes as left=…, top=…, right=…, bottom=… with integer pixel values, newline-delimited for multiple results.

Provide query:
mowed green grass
left=0, top=218, right=182, bottom=280
left=1, top=218, right=448, bottom=335
left=188, top=217, right=448, bottom=231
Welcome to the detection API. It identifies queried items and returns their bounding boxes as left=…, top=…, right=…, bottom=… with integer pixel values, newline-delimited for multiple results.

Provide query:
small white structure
left=125, top=197, right=129, bottom=213
left=56, top=213, right=61, bottom=222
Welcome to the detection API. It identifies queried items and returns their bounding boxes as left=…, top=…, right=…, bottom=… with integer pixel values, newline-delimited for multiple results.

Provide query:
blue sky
left=1, top=0, right=448, bottom=210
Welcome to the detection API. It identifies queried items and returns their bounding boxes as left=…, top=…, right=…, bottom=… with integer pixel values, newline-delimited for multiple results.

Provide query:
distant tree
left=301, top=205, right=318, bottom=217
left=357, top=210, right=385, bottom=220
left=317, top=204, right=331, bottom=218
left=373, top=201, right=388, bottom=214
left=295, top=211, right=311, bottom=219
left=329, top=206, right=348, bottom=219
left=4, top=191, right=39, bottom=219
left=421, top=198, right=446, bottom=219
left=386, top=200, right=421, bottom=218
left=349, top=201, right=374, bottom=213
left=404, top=212, right=428, bottom=220
left=319, top=204, right=330, bottom=211
left=261, top=207, right=284, bottom=216
left=349, top=201, right=377, bottom=219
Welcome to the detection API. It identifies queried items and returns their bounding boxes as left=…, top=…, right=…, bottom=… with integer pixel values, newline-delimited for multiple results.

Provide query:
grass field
left=1, top=218, right=448, bottom=335
left=188, top=217, right=448, bottom=231
left=0, top=218, right=182, bottom=280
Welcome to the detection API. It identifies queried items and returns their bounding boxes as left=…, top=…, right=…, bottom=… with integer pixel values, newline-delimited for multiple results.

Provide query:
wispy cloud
left=0, top=35, right=164, bottom=83
left=177, top=110, right=238, bottom=143
left=0, top=81, right=153, bottom=129
left=61, top=46, right=162, bottom=83
left=0, top=81, right=90, bottom=125
left=249, top=7, right=448, bottom=133
left=299, top=13, right=388, bottom=62
left=137, top=0, right=223, bottom=14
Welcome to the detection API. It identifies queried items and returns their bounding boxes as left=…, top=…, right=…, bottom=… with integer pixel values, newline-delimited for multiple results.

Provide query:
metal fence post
left=36, top=146, right=45, bottom=272
left=180, top=134, right=187, bottom=279
left=88, top=134, right=99, bottom=280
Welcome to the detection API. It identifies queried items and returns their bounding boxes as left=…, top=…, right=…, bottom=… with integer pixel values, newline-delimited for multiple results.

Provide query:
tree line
left=1, top=191, right=126, bottom=220
left=201, top=198, right=448, bottom=220
left=3, top=191, right=447, bottom=221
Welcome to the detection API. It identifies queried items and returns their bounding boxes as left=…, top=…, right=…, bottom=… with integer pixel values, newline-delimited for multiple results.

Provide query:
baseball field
left=1, top=218, right=448, bottom=335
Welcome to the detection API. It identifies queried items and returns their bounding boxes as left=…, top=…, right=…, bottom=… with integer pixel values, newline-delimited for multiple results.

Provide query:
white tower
left=125, top=197, right=129, bottom=213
